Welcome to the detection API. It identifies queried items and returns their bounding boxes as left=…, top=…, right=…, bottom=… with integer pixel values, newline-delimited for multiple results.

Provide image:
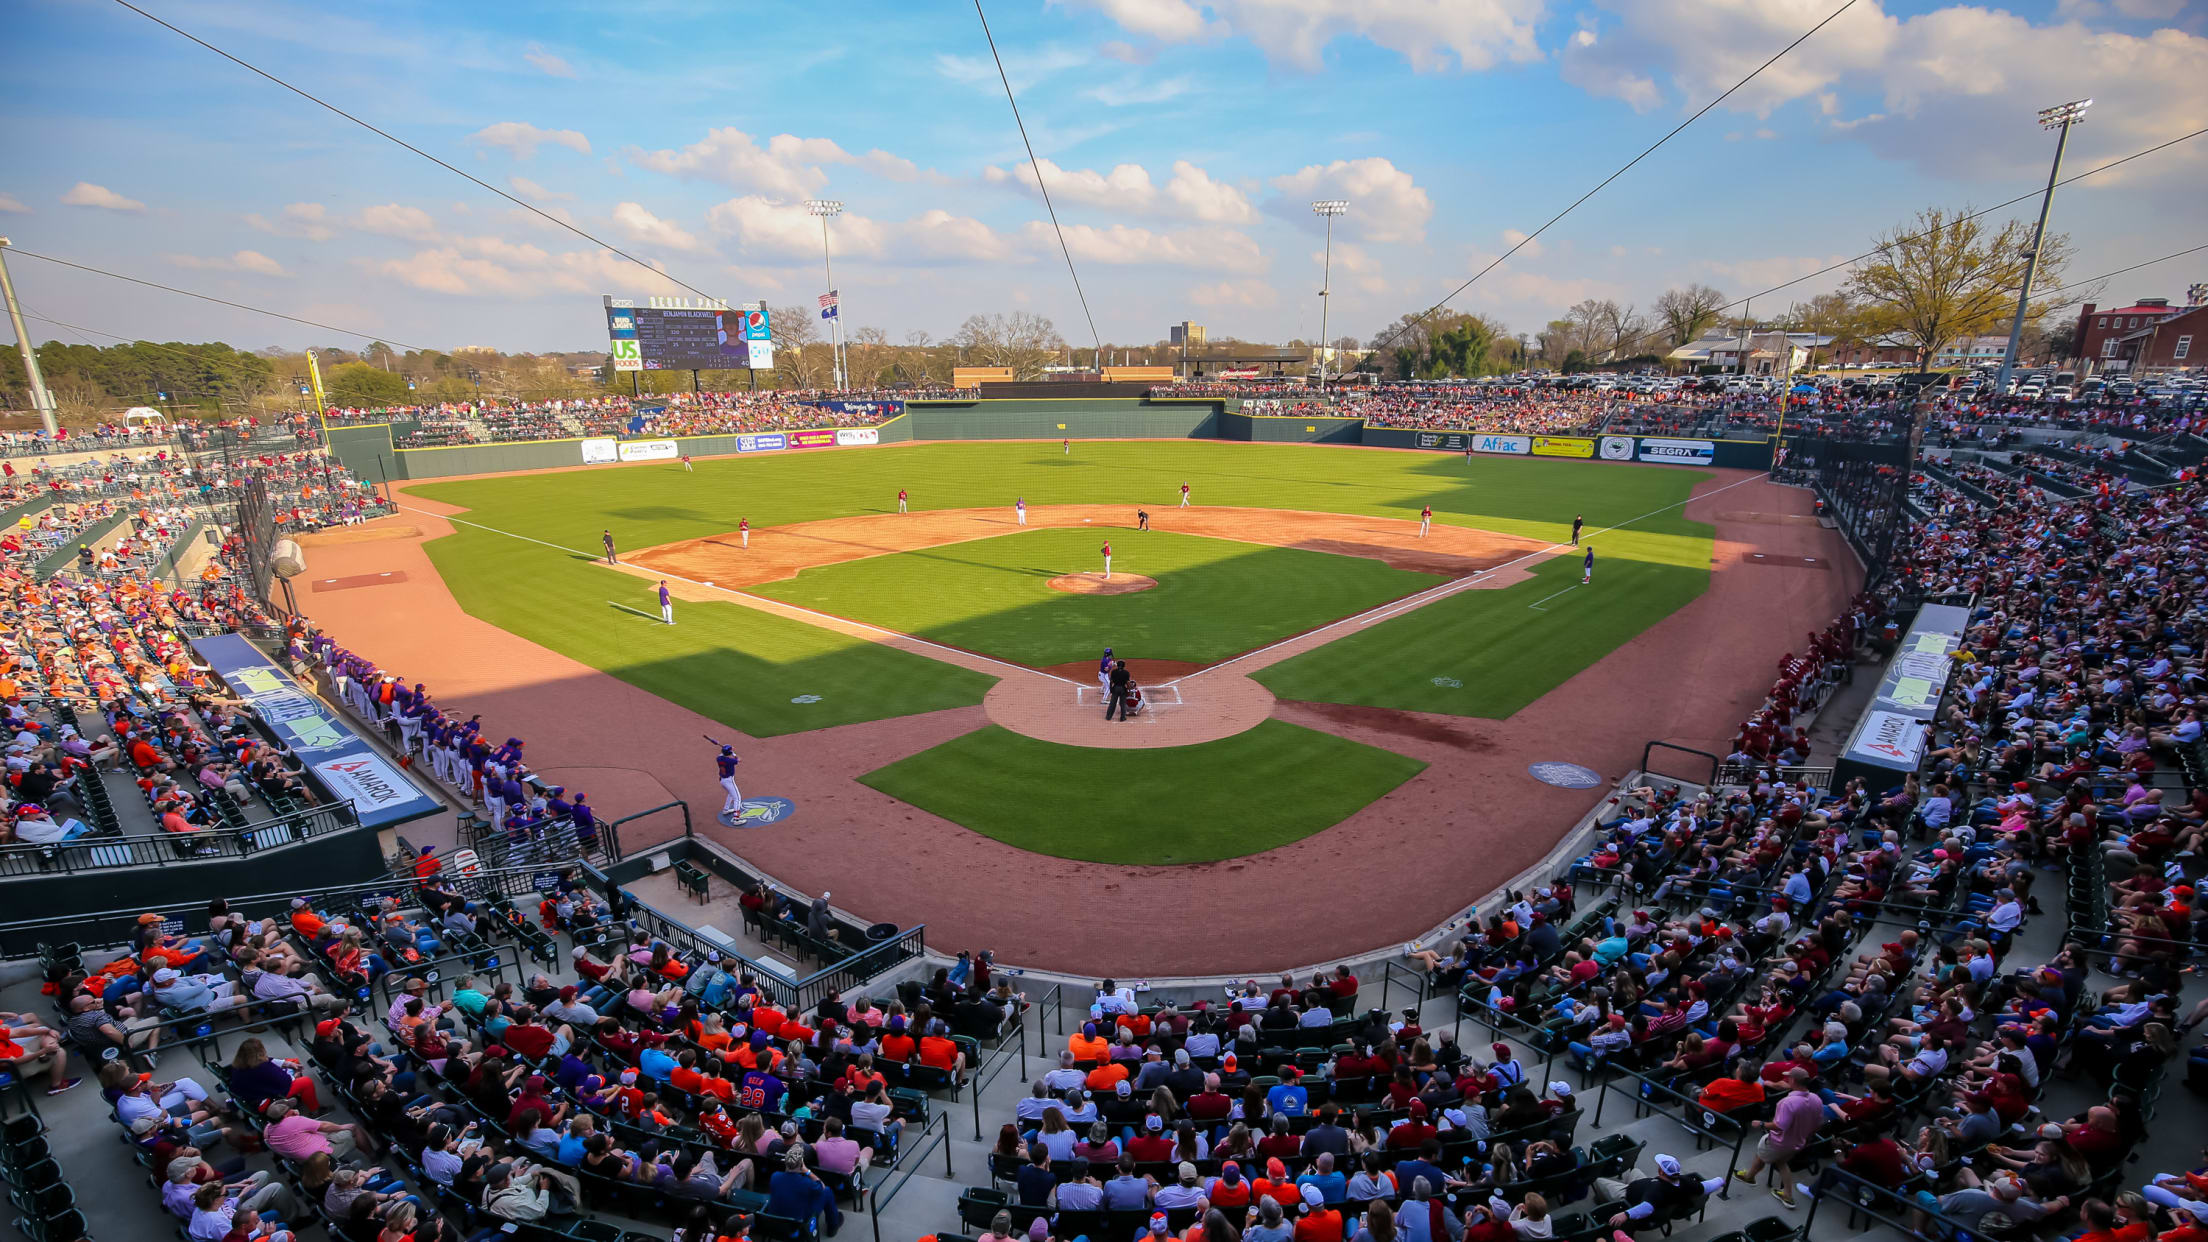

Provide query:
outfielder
left=1063, top=437, right=1071, bottom=455
left=1178, top=482, right=1190, bottom=508
left=1582, top=545, right=1595, bottom=585
left=1015, top=497, right=1027, bottom=525
left=710, top=742, right=742, bottom=820
left=739, top=518, right=749, bottom=548
left=658, top=580, right=674, bottom=625
left=896, top=488, right=908, bottom=514
left=681, top=455, right=694, bottom=472
left=1101, top=539, right=1112, bottom=581
left=1419, top=505, right=1432, bottom=538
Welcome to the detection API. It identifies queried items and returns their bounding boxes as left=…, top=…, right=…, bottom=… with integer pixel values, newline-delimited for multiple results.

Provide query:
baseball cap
left=1548, top=1081, right=1573, bottom=1098
left=1654, top=1154, right=1682, bottom=1176
left=315, top=1018, right=342, bottom=1038
left=1145, top=1115, right=1163, bottom=1131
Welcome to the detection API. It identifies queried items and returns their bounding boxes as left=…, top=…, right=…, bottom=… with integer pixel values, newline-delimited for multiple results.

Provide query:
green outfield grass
left=1256, top=550, right=1708, bottom=717
left=858, top=720, right=1427, bottom=864
left=749, top=527, right=1439, bottom=667
left=418, top=532, right=994, bottom=737
left=401, top=441, right=1716, bottom=732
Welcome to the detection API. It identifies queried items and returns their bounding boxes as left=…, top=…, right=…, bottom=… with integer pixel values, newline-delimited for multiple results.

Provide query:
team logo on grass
left=1528, top=762, right=1603, bottom=788
left=1430, top=676, right=1462, bottom=688
left=724, top=796, right=796, bottom=827
left=790, top=695, right=822, bottom=704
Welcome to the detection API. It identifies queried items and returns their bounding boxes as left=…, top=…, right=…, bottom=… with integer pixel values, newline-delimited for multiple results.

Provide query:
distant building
left=2073, top=298, right=2185, bottom=366
left=1671, top=329, right=1827, bottom=374
left=1826, top=336, right=1917, bottom=369
left=2103, top=303, right=2204, bottom=373
left=1930, top=336, right=2011, bottom=369
left=1169, top=322, right=1206, bottom=348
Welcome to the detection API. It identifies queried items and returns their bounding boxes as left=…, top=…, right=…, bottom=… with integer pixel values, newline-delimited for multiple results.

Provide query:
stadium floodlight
left=804, top=200, right=847, bottom=389
left=1995, top=100, right=2092, bottom=394
left=1311, top=201, right=1350, bottom=391
left=0, top=238, right=58, bottom=435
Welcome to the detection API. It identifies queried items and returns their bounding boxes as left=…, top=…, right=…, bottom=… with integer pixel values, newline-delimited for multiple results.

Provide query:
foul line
left=1158, top=471, right=1767, bottom=689
left=400, top=505, right=1083, bottom=686
left=1527, top=585, right=1581, bottom=611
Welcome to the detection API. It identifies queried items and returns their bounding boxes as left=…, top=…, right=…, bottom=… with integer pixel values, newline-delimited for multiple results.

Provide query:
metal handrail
left=794, top=924, right=927, bottom=1013
left=870, top=1110, right=955, bottom=1242
left=1587, top=1066, right=1751, bottom=1198
left=0, top=800, right=360, bottom=878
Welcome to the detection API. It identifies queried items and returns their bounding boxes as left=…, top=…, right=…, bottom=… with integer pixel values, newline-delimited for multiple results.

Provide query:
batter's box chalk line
left=1073, top=685, right=1185, bottom=708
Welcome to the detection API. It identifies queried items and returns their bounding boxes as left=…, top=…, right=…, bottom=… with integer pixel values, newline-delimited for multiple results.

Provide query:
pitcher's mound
left=1049, top=572, right=1156, bottom=595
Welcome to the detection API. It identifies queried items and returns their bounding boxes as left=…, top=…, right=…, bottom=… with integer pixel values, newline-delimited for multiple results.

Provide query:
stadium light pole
left=1311, top=200, right=1348, bottom=391
left=0, top=239, right=59, bottom=435
left=805, top=199, right=846, bottom=391
left=1994, top=99, right=2090, bottom=395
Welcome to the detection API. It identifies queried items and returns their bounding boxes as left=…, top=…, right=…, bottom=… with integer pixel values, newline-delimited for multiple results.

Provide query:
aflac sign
left=1472, top=434, right=1531, bottom=456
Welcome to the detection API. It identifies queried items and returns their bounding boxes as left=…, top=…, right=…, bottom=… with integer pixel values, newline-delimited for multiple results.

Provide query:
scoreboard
left=604, top=296, right=775, bottom=372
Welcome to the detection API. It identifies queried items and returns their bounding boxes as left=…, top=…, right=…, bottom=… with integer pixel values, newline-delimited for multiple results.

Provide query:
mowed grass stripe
left=859, top=721, right=1426, bottom=864
left=750, top=528, right=1441, bottom=668
left=420, top=531, right=994, bottom=738
left=1255, top=553, right=1709, bottom=718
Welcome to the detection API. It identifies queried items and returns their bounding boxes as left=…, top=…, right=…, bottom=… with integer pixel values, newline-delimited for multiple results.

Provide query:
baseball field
left=299, top=437, right=1853, bottom=972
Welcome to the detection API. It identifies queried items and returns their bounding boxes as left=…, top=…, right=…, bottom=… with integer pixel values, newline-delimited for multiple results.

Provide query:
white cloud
left=0, top=193, right=29, bottom=214
left=628, top=128, right=934, bottom=198
left=468, top=122, right=591, bottom=159
left=508, top=177, right=575, bottom=203
left=1700, top=252, right=1854, bottom=294
left=934, top=45, right=1093, bottom=92
left=375, top=240, right=686, bottom=299
left=1500, top=228, right=1544, bottom=260
left=2113, top=0, right=2184, bottom=17
left=1066, top=0, right=1543, bottom=72
left=1189, top=278, right=1280, bottom=308
left=60, top=182, right=145, bottom=212
left=351, top=203, right=443, bottom=242
left=1087, top=75, right=1196, bottom=106
left=1268, top=157, right=1432, bottom=243
left=705, top=196, right=1016, bottom=265
left=984, top=158, right=1254, bottom=223
left=1315, top=241, right=1390, bottom=293
left=1558, top=0, right=2208, bottom=183
left=523, top=43, right=576, bottom=78
left=611, top=202, right=711, bottom=255
left=1024, top=221, right=1268, bottom=274
left=167, top=250, right=289, bottom=277
left=245, top=202, right=335, bottom=241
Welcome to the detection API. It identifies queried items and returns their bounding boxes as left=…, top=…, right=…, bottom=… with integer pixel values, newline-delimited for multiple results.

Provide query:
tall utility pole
left=1995, top=99, right=2090, bottom=396
left=0, top=238, right=59, bottom=435
left=805, top=199, right=846, bottom=391
left=1311, top=200, right=1348, bottom=390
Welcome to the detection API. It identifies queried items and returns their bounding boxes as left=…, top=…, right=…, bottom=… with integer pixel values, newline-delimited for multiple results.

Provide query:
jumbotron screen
left=603, top=298, right=774, bottom=372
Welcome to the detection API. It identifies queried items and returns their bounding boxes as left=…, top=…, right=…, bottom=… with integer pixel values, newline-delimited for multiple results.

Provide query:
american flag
left=819, top=290, right=839, bottom=320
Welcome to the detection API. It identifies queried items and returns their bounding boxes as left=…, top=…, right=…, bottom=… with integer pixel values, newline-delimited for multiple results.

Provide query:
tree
left=952, top=312, right=1064, bottom=379
left=1596, top=302, right=1649, bottom=362
left=1375, top=311, right=1509, bottom=379
left=323, top=360, right=409, bottom=407
left=1653, top=284, right=1728, bottom=348
left=1844, top=205, right=2071, bottom=372
left=770, top=305, right=824, bottom=387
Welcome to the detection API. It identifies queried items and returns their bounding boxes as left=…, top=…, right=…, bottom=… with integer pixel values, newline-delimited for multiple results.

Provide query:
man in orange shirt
left=1086, top=1057, right=1131, bottom=1093
left=879, top=1016, right=917, bottom=1064
left=288, top=898, right=327, bottom=939
left=1069, top=1021, right=1110, bottom=1063
left=1696, top=1063, right=1767, bottom=1114
left=918, top=1029, right=968, bottom=1086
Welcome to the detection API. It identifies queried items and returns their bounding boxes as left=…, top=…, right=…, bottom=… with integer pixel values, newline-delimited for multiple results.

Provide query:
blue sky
left=2, top=0, right=2202, bottom=356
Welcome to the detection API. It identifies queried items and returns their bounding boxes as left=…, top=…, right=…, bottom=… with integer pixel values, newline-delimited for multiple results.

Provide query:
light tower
left=1994, top=99, right=2090, bottom=395
left=1311, top=200, right=1349, bottom=390
left=804, top=199, right=847, bottom=390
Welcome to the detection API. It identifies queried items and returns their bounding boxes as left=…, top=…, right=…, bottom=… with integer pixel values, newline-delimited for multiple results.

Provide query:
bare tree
left=952, top=312, right=1065, bottom=379
left=1653, top=284, right=1728, bottom=348
left=771, top=305, right=823, bottom=387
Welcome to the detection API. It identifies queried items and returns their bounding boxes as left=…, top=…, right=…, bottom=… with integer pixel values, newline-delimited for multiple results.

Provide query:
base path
left=301, top=468, right=1854, bottom=977
left=628, top=504, right=1552, bottom=589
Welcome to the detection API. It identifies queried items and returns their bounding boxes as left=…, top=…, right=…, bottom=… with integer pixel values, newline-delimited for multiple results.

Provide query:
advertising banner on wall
left=736, top=433, right=786, bottom=453
left=1531, top=436, right=1594, bottom=458
left=833, top=427, right=880, bottom=446
left=788, top=429, right=839, bottom=448
left=814, top=399, right=902, bottom=419
left=1599, top=436, right=1635, bottom=461
left=1412, top=431, right=1471, bottom=452
left=1636, top=438, right=1716, bottom=465
left=1472, top=434, right=1531, bottom=455
left=579, top=438, right=618, bottom=464
left=617, top=439, right=680, bottom=462
left=189, top=635, right=440, bottom=828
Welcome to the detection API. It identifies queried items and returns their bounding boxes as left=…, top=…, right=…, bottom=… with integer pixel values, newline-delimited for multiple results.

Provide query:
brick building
left=2073, top=298, right=2185, bottom=367
left=2106, top=303, right=2204, bottom=372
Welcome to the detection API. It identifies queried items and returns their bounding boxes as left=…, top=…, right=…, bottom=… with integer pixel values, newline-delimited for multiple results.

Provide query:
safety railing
left=1639, top=741, right=1719, bottom=789
left=1802, top=1167, right=2005, bottom=1242
left=1712, top=763, right=1835, bottom=791
left=1450, top=992, right=1563, bottom=1086
left=870, top=1110, right=955, bottom=1242
left=970, top=1011, right=1031, bottom=1138
left=0, top=800, right=360, bottom=878
left=795, top=923, right=927, bottom=1013
left=1037, top=981, right=1067, bottom=1042
left=1379, top=960, right=1427, bottom=1015
left=578, top=862, right=800, bottom=1010
left=1588, top=1066, right=1751, bottom=1197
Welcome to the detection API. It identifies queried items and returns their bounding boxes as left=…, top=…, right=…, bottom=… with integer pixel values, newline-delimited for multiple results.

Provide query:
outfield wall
left=323, top=407, right=1777, bottom=481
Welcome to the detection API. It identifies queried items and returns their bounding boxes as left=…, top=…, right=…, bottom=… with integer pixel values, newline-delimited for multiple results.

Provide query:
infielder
left=1096, top=648, right=1114, bottom=701
left=1136, top=508, right=1149, bottom=531
left=1178, top=482, right=1190, bottom=508
left=1571, top=514, right=1584, bottom=546
left=1582, top=545, right=1595, bottom=585
left=601, top=529, right=618, bottom=565
left=658, top=580, right=674, bottom=625
left=897, top=488, right=908, bottom=514
left=739, top=518, right=750, bottom=548
left=681, top=455, right=694, bottom=472
left=711, top=742, right=742, bottom=820
left=1419, top=505, right=1433, bottom=538
left=1015, top=497, right=1027, bottom=525
left=1100, top=539, right=1112, bottom=581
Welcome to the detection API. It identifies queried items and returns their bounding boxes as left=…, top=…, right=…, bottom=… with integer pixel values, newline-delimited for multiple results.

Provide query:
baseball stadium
left=4, top=3, right=2206, bottom=1242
